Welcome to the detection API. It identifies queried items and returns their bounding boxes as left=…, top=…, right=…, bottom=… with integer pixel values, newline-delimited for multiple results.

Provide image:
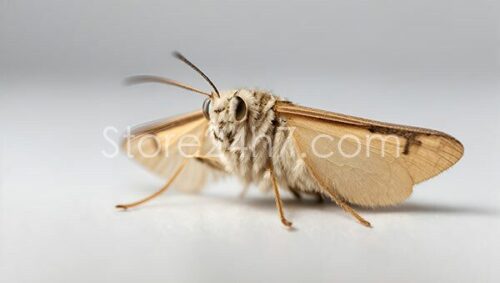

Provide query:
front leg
left=269, top=165, right=293, bottom=228
left=116, top=159, right=189, bottom=210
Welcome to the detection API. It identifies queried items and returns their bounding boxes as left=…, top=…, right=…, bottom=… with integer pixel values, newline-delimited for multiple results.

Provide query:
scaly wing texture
left=123, top=111, right=225, bottom=193
left=276, top=102, right=464, bottom=207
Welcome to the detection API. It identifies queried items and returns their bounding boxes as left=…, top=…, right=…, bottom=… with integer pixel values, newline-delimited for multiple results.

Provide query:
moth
left=116, top=52, right=464, bottom=228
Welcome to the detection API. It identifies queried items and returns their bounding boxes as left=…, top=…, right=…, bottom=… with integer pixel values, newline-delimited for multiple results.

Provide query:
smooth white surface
left=1, top=79, right=499, bottom=282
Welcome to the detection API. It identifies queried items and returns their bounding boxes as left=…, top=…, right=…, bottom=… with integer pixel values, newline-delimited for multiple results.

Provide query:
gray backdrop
left=1, top=1, right=499, bottom=282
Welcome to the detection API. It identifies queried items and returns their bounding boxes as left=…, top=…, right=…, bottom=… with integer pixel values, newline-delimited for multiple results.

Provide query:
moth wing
left=123, top=111, right=224, bottom=193
left=276, top=102, right=463, bottom=207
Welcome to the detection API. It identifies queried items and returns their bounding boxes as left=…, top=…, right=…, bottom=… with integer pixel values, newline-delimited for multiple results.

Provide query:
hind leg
left=324, top=190, right=372, bottom=228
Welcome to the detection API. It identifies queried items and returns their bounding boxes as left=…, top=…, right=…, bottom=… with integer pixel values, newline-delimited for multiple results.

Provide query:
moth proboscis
left=116, top=52, right=464, bottom=229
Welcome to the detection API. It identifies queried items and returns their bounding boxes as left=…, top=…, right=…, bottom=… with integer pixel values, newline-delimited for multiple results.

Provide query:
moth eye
left=234, top=96, right=247, bottom=122
left=202, top=98, right=211, bottom=120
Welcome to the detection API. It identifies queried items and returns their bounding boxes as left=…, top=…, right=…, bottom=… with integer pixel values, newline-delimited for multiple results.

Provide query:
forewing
left=276, top=102, right=463, bottom=207
left=123, top=111, right=224, bottom=193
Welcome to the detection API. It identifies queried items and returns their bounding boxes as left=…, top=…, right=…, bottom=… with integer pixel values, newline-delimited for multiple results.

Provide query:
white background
left=1, top=1, right=499, bottom=282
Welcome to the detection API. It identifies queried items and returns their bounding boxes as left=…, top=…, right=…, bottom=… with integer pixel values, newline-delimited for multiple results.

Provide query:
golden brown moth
left=116, top=52, right=464, bottom=228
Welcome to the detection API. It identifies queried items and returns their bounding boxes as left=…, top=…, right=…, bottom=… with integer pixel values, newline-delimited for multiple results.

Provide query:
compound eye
left=234, top=96, right=247, bottom=122
left=202, top=98, right=211, bottom=120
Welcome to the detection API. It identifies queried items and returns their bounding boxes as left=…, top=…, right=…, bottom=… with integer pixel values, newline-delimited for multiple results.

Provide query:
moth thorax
left=210, top=90, right=279, bottom=184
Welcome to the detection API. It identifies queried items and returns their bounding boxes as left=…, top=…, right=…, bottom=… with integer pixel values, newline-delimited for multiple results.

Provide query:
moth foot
left=115, top=204, right=130, bottom=210
left=281, top=218, right=293, bottom=228
left=358, top=219, right=372, bottom=228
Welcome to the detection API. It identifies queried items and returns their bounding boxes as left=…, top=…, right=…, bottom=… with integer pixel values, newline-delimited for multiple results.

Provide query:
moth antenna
left=125, top=75, right=212, bottom=98
left=172, top=51, right=220, bottom=98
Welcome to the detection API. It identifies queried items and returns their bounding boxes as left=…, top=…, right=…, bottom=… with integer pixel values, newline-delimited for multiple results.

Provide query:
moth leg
left=115, top=159, right=189, bottom=210
left=269, top=166, right=293, bottom=228
left=324, top=190, right=372, bottom=228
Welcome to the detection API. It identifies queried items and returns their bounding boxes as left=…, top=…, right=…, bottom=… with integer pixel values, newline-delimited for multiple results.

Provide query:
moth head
left=203, top=89, right=249, bottom=123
